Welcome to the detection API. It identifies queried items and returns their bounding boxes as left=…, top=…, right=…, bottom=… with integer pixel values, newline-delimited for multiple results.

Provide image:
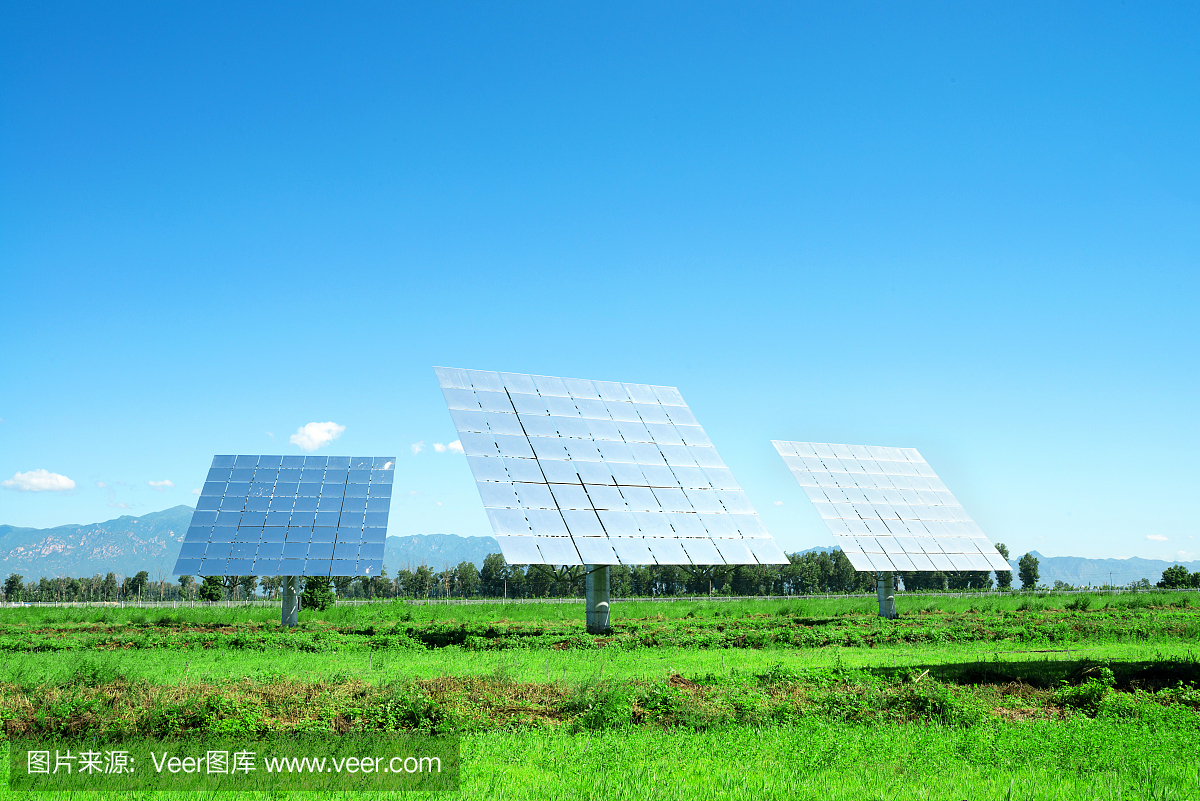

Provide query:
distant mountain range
left=0, top=506, right=502, bottom=580
left=1008, top=551, right=1199, bottom=587
left=0, top=506, right=192, bottom=579
left=1, top=507, right=1196, bottom=586
left=384, top=533, right=499, bottom=572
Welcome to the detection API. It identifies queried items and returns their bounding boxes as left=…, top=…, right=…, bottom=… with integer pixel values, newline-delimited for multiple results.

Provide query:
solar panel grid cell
left=773, top=440, right=1013, bottom=575
left=440, top=368, right=789, bottom=567
left=172, top=455, right=395, bottom=578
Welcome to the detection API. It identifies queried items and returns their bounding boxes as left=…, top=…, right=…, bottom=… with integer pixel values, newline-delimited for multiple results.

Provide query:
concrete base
left=585, top=565, right=611, bottom=634
left=876, top=572, right=897, bottom=619
left=282, top=576, right=300, bottom=627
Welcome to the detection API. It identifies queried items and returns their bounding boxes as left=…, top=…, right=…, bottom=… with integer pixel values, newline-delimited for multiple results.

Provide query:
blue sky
left=1, top=2, right=1197, bottom=561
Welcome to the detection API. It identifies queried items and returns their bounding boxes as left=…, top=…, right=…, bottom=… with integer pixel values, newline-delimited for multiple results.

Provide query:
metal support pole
left=585, top=564, right=611, bottom=634
left=282, top=576, right=300, bottom=627
left=876, top=572, right=897, bottom=619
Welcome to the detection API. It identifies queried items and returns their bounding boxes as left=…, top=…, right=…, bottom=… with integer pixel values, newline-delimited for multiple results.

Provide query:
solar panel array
left=438, top=367, right=789, bottom=567
left=773, top=441, right=1012, bottom=574
left=172, top=455, right=395, bottom=577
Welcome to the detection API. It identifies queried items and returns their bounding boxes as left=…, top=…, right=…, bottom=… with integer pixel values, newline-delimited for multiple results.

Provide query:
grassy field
left=1, top=592, right=1198, bottom=799
left=7, top=589, right=1197, bottom=625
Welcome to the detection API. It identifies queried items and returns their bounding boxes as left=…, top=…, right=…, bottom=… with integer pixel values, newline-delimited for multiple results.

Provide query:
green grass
left=5, top=593, right=1197, bottom=654
left=1, top=723, right=1197, bottom=800
left=4, top=589, right=1196, bottom=627
left=460, top=723, right=1200, bottom=801
left=1, top=594, right=1198, bottom=799
left=2, top=637, right=1197, bottom=693
left=5, top=645, right=1197, bottom=736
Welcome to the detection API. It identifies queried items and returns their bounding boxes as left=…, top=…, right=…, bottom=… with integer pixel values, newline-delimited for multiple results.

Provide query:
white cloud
left=773, top=500, right=784, bottom=506
left=411, top=441, right=426, bottom=455
left=191, top=488, right=201, bottom=495
left=266, top=432, right=275, bottom=439
left=432, top=442, right=446, bottom=453
left=96, top=481, right=107, bottom=489
left=447, top=440, right=463, bottom=454
left=109, top=501, right=132, bottom=509
left=1146, top=534, right=1169, bottom=542
left=2, top=469, right=76, bottom=492
left=290, top=421, right=345, bottom=452
left=1178, top=551, right=1197, bottom=561
left=148, top=480, right=175, bottom=491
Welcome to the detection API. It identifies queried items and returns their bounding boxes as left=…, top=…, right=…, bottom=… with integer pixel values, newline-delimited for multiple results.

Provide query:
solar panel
left=173, top=455, right=395, bottom=577
left=772, top=441, right=1013, bottom=573
left=437, top=367, right=789, bottom=566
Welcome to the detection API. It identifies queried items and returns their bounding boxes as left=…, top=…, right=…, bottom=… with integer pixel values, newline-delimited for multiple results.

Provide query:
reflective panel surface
left=774, top=441, right=1013, bottom=575
left=438, top=367, right=789, bottom=567
left=172, top=455, right=396, bottom=577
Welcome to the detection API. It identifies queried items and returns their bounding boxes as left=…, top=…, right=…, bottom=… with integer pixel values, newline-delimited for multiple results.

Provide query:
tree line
left=3, top=544, right=1052, bottom=603
left=1157, top=565, right=1200, bottom=589
left=7, top=548, right=1188, bottom=603
left=2, top=571, right=168, bottom=603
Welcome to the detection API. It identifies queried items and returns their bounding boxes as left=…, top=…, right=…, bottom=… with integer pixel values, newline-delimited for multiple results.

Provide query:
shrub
left=567, top=683, right=632, bottom=732
left=888, top=681, right=985, bottom=726
left=1158, top=682, right=1200, bottom=709
left=758, top=662, right=804, bottom=686
left=229, top=631, right=265, bottom=650
left=1056, top=666, right=1116, bottom=715
left=69, top=658, right=124, bottom=687
left=361, top=688, right=450, bottom=734
left=198, top=577, right=223, bottom=602
left=370, top=633, right=424, bottom=651
left=301, top=577, right=335, bottom=611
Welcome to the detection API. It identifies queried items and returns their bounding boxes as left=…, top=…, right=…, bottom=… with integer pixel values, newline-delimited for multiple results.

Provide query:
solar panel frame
left=438, top=367, right=789, bottom=567
left=773, top=441, right=1013, bottom=574
left=171, top=455, right=396, bottom=577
